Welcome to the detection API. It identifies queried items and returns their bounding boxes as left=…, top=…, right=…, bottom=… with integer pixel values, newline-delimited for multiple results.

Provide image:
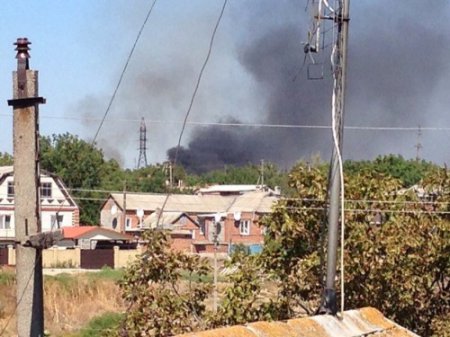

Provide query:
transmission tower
left=415, top=125, right=422, bottom=161
left=137, top=117, right=148, bottom=168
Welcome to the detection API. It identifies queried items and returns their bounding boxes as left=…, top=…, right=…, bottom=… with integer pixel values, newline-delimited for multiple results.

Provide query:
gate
left=0, top=248, right=9, bottom=265
left=80, top=249, right=114, bottom=269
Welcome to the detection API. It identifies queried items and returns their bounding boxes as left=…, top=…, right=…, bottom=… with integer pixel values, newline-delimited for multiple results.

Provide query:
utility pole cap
left=14, top=38, right=31, bottom=59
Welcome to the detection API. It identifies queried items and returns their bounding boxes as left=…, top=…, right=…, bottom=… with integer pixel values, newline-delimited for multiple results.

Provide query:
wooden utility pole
left=8, top=38, right=46, bottom=336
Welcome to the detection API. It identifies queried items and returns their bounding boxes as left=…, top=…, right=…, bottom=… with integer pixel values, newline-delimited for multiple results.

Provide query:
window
left=125, top=217, right=132, bottom=229
left=41, top=182, right=52, bottom=198
left=50, top=214, right=64, bottom=229
left=7, top=181, right=14, bottom=197
left=112, top=218, right=118, bottom=229
left=199, top=219, right=206, bottom=235
left=0, top=215, right=12, bottom=229
left=239, top=220, right=250, bottom=236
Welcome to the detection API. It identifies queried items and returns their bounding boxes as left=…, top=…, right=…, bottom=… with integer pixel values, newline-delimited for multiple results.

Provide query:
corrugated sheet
left=227, top=191, right=279, bottom=213
left=173, top=308, right=418, bottom=337
left=110, top=191, right=279, bottom=214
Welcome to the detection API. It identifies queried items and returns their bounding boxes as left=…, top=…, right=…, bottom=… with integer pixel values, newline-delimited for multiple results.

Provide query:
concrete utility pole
left=8, top=38, right=46, bottom=337
left=322, top=0, right=350, bottom=315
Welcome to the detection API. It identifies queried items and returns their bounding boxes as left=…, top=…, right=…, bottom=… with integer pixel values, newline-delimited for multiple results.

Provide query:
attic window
left=41, top=182, right=52, bottom=198
left=7, top=181, right=14, bottom=197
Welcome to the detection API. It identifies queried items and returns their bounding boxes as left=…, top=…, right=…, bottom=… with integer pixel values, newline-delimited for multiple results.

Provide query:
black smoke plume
left=168, top=0, right=450, bottom=173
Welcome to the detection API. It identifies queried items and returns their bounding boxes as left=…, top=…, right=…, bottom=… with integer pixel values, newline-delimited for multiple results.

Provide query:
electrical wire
left=157, top=0, right=228, bottom=227
left=2, top=112, right=450, bottom=133
left=90, top=0, right=158, bottom=146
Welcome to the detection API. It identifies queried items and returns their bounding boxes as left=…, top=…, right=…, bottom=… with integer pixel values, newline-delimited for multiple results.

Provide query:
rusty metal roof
left=174, top=308, right=418, bottom=337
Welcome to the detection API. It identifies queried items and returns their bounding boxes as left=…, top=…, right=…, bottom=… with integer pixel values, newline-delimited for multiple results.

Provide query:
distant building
left=0, top=166, right=79, bottom=244
left=100, top=185, right=280, bottom=253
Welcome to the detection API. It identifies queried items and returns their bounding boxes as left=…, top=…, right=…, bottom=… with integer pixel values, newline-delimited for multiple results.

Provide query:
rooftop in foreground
left=174, top=307, right=418, bottom=337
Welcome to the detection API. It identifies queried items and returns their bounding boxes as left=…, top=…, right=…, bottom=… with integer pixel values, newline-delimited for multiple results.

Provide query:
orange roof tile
left=62, top=226, right=95, bottom=239
left=173, top=308, right=418, bottom=337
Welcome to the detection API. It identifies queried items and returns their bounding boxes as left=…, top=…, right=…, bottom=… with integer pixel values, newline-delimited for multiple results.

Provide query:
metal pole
left=322, top=0, right=350, bottom=315
left=213, top=219, right=218, bottom=313
left=8, top=38, right=46, bottom=337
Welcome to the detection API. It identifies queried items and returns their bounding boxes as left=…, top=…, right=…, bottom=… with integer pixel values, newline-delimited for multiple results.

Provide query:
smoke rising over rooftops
left=77, top=1, right=450, bottom=171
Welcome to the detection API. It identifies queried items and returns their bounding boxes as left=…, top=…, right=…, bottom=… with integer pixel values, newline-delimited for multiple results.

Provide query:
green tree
left=0, top=152, right=13, bottom=166
left=344, top=154, right=436, bottom=187
left=40, top=133, right=122, bottom=224
left=256, top=163, right=449, bottom=335
left=117, top=230, right=212, bottom=337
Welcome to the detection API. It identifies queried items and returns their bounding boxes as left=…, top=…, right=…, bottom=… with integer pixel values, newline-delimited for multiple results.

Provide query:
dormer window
left=41, top=182, right=52, bottom=198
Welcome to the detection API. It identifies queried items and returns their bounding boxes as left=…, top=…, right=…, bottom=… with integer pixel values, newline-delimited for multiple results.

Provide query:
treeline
left=0, top=133, right=440, bottom=224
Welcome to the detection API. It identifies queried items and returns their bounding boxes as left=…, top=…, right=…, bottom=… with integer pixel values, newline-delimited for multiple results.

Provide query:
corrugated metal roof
left=174, top=308, right=418, bottom=337
left=110, top=192, right=279, bottom=214
left=143, top=211, right=185, bottom=228
left=111, top=193, right=232, bottom=213
left=227, top=191, right=279, bottom=213
left=197, top=185, right=264, bottom=194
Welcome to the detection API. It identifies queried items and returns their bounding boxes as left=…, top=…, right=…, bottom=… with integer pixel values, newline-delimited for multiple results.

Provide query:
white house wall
left=41, top=211, right=74, bottom=231
left=0, top=171, right=79, bottom=239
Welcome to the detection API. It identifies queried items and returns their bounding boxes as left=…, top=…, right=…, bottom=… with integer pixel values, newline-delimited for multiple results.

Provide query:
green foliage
left=40, top=133, right=117, bottom=224
left=344, top=154, right=436, bottom=187
left=210, top=252, right=267, bottom=326
left=116, top=230, right=212, bottom=337
left=257, top=163, right=449, bottom=335
left=75, top=312, right=123, bottom=337
left=190, top=163, right=290, bottom=193
left=0, top=152, right=13, bottom=166
left=87, top=267, right=125, bottom=282
left=0, top=270, right=15, bottom=286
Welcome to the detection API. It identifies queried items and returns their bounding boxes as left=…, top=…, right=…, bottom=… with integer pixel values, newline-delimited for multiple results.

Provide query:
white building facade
left=0, top=166, right=79, bottom=243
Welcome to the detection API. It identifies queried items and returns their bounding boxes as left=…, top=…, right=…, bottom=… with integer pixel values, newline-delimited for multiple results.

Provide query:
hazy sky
left=1, top=1, right=450, bottom=170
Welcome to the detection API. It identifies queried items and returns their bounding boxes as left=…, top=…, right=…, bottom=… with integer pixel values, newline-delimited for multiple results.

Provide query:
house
left=100, top=186, right=280, bottom=253
left=0, top=166, right=79, bottom=245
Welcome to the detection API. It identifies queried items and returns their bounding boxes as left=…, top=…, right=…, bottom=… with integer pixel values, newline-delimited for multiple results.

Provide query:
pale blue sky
left=1, top=1, right=450, bottom=169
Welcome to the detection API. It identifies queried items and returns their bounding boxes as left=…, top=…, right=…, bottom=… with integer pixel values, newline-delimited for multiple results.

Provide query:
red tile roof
left=62, top=226, right=134, bottom=241
left=62, top=226, right=96, bottom=239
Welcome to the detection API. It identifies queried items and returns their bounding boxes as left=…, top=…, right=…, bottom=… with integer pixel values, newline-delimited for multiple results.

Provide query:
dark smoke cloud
left=72, top=1, right=450, bottom=171
left=169, top=0, right=450, bottom=173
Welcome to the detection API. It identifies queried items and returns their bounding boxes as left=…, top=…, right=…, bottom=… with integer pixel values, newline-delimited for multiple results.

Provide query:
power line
left=3, top=112, right=450, bottom=132
left=90, top=0, right=158, bottom=146
left=173, top=0, right=228, bottom=164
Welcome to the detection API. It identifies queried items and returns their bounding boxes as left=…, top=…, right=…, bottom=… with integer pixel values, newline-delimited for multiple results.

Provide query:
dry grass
left=0, top=267, right=125, bottom=337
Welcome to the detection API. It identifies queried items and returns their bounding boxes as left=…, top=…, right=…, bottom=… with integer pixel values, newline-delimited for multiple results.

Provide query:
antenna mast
left=137, top=117, right=148, bottom=169
left=306, top=0, right=351, bottom=315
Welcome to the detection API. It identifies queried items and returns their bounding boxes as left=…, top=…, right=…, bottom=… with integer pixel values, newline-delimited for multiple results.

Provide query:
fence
left=1, top=246, right=144, bottom=269
left=0, top=247, right=8, bottom=265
